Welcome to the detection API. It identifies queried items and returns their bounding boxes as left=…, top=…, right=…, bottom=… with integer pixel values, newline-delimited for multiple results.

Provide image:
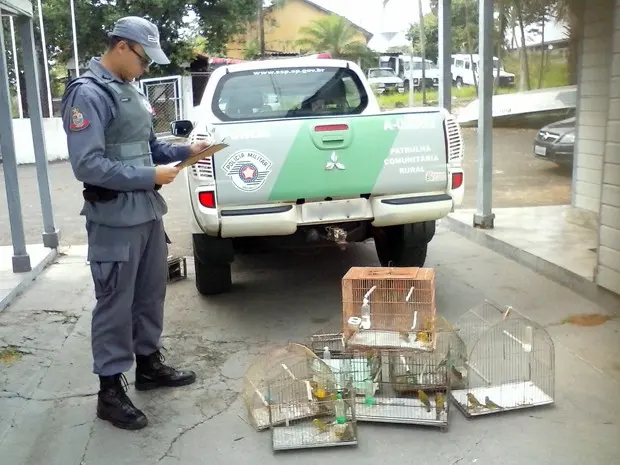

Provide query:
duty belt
left=83, top=183, right=161, bottom=202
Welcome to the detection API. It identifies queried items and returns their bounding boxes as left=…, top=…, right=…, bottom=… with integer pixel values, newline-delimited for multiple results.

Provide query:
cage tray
left=347, top=330, right=434, bottom=351
left=272, top=422, right=358, bottom=450
left=451, top=381, right=554, bottom=417
left=354, top=396, right=448, bottom=426
left=252, top=402, right=319, bottom=431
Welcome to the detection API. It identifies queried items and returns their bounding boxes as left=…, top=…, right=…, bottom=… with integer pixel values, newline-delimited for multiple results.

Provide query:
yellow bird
left=466, top=392, right=484, bottom=409
left=484, top=396, right=502, bottom=410
left=435, top=393, right=446, bottom=412
left=313, top=418, right=330, bottom=432
left=418, top=390, right=431, bottom=412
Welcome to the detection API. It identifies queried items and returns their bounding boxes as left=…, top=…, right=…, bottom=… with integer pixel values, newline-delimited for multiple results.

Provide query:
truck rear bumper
left=192, top=191, right=459, bottom=238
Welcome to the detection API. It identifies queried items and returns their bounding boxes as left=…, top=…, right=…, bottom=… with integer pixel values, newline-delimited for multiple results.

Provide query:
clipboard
left=177, top=143, right=229, bottom=169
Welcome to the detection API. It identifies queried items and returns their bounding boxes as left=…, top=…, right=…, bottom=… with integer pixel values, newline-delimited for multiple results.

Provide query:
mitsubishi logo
left=325, top=151, right=345, bottom=170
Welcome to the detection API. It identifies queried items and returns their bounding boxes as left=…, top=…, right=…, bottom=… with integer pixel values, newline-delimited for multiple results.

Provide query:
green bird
left=466, top=392, right=484, bottom=409
left=484, top=396, right=502, bottom=410
left=418, top=390, right=431, bottom=412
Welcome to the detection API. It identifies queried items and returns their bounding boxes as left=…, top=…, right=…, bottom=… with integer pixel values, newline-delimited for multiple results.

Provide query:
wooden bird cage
left=342, top=267, right=437, bottom=351
left=450, top=300, right=555, bottom=417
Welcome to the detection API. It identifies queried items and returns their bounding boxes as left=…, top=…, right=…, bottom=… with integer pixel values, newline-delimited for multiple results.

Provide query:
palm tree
left=294, top=15, right=370, bottom=61
left=553, top=0, right=584, bottom=85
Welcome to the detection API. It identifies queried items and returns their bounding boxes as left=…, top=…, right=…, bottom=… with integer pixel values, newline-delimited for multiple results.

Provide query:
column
left=474, top=0, right=495, bottom=229
left=17, top=15, right=59, bottom=248
left=438, top=0, right=452, bottom=112
left=0, top=14, right=31, bottom=272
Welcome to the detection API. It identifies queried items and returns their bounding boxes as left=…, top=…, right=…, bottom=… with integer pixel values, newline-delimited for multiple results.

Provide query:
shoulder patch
left=69, top=107, right=90, bottom=131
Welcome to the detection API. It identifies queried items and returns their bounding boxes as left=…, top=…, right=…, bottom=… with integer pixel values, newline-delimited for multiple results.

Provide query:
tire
left=455, top=77, right=463, bottom=89
left=192, top=233, right=233, bottom=295
left=372, top=222, right=434, bottom=267
left=403, top=80, right=410, bottom=93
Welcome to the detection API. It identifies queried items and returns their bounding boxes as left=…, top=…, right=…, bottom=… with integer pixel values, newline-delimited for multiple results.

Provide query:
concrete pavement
left=1, top=222, right=619, bottom=465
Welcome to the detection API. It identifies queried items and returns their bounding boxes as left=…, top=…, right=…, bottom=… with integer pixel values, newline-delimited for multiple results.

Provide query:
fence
left=139, top=75, right=183, bottom=136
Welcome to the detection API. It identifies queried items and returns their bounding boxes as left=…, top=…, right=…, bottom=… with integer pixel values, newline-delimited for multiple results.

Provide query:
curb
left=0, top=248, right=58, bottom=314
left=441, top=215, right=620, bottom=313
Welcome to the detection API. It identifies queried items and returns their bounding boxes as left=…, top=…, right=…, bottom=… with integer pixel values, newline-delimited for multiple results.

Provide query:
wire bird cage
left=449, top=300, right=555, bottom=417
left=309, top=326, right=454, bottom=429
left=342, top=267, right=437, bottom=351
left=243, top=343, right=338, bottom=431
left=267, top=362, right=358, bottom=451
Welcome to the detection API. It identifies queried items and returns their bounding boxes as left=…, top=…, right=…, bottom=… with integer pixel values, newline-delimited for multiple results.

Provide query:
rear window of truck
left=211, top=66, right=369, bottom=121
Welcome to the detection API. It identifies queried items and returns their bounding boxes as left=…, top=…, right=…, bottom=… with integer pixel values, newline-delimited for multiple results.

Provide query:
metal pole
left=17, top=16, right=60, bottom=249
left=9, top=16, right=23, bottom=119
left=418, top=0, right=426, bottom=105
left=36, top=0, right=53, bottom=117
left=474, top=0, right=495, bottom=229
left=438, top=0, right=452, bottom=112
left=408, top=52, right=414, bottom=107
left=0, top=17, right=31, bottom=272
left=70, top=0, right=80, bottom=77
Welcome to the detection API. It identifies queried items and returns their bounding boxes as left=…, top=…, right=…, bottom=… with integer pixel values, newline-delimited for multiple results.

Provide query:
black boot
left=97, top=374, right=148, bottom=430
left=135, top=350, right=197, bottom=391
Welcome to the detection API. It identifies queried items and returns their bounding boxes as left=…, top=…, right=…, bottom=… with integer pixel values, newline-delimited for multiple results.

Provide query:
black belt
left=83, top=184, right=161, bottom=202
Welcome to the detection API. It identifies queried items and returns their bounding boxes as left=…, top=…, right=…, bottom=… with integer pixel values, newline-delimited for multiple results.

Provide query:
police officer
left=61, top=16, right=211, bottom=430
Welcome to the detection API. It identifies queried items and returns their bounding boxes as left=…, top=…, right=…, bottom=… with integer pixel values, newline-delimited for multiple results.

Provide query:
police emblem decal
left=69, top=107, right=90, bottom=131
left=222, top=150, right=272, bottom=192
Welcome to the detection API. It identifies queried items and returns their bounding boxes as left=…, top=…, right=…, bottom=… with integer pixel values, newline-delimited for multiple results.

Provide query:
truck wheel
left=192, top=233, right=233, bottom=295
left=372, top=222, right=435, bottom=267
left=404, top=80, right=410, bottom=92
left=455, top=77, right=463, bottom=89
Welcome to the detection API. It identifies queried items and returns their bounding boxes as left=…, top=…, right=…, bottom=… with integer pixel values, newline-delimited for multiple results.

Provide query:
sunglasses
left=128, top=45, right=152, bottom=68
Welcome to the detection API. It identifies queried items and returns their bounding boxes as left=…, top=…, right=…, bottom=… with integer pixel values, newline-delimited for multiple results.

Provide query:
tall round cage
left=450, top=300, right=555, bottom=417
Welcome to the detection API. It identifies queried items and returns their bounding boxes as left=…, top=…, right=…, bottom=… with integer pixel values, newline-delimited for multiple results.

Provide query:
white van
left=451, top=53, right=515, bottom=89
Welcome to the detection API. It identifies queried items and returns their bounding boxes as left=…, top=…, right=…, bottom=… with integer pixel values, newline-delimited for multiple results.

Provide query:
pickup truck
left=171, top=56, right=465, bottom=295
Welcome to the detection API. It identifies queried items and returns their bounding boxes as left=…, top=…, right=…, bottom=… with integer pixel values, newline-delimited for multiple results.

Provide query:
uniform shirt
left=61, top=57, right=191, bottom=227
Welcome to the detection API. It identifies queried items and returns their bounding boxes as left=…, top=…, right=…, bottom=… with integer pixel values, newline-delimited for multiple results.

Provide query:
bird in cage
left=435, top=392, right=446, bottom=413
left=467, top=392, right=484, bottom=409
left=484, top=396, right=502, bottom=410
left=418, top=390, right=432, bottom=412
left=313, top=418, right=330, bottom=432
left=334, top=422, right=355, bottom=441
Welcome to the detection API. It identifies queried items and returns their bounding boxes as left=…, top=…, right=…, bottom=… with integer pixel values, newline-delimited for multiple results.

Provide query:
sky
left=308, top=0, right=432, bottom=34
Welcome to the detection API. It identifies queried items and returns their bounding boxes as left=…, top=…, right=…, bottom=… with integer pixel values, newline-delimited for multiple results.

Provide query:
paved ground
left=0, top=127, right=572, bottom=258
left=1, top=224, right=619, bottom=465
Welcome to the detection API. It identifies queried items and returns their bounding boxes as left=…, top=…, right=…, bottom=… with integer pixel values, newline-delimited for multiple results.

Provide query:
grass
left=0, top=346, right=24, bottom=365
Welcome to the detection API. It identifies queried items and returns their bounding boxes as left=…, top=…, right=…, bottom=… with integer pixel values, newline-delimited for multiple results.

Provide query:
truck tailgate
left=210, top=111, right=448, bottom=207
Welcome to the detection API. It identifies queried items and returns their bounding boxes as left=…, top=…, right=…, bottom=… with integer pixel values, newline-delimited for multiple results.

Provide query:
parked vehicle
left=171, top=56, right=465, bottom=295
left=366, top=67, right=405, bottom=94
left=451, top=53, right=515, bottom=89
left=532, top=116, right=575, bottom=167
left=380, top=55, right=438, bottom=92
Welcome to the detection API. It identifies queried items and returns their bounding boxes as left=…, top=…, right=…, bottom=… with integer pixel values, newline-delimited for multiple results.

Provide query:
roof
left=0, top=0, right=33, bottom=16
left=267, top=0, right=374, bottom=41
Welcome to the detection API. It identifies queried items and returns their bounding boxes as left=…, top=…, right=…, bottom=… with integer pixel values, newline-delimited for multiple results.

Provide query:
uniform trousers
left=86, top=219, right=168, bottom=376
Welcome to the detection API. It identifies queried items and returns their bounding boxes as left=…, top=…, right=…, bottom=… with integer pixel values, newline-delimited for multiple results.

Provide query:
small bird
left=484, top=396, right=502, bottom=410
left=466, top=392, right=484, bottom=409
left=313, top=418, right=330, bottom=432
left=435, top=393, right=446, bottom=413
left=450, top=365, right=463, bottom=381
left=418, top=390, right=432, bottom=412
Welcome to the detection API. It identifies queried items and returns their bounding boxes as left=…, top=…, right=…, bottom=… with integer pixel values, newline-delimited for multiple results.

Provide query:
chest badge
left=141, top=98, right=154, bottom=115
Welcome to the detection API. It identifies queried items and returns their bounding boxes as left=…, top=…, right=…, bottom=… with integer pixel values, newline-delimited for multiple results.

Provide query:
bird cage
left=342, top=267, right=437, bottom=351
left=309, top=327, right=452, bottom=429
left=449, top=300, right=555, bottom=417
left=243, top=343, right=337, bottom=431
left=268, top=368, right=358, bottom=451
left=308, top=331, right=382, bottom=396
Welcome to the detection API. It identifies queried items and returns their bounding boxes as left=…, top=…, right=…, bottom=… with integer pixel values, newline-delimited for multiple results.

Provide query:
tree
left=294, top=15, right=376, bottom=65
left=406, top=13, right=438, bottom=62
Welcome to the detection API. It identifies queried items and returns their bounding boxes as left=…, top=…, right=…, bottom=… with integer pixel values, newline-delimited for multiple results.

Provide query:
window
left=369, top=69, right=397, bottom=78
left=211, top=66, right=369, bottom=121
left=465, top=61, right=470, bottom=69
left=455, top=59, right=464, bottom=68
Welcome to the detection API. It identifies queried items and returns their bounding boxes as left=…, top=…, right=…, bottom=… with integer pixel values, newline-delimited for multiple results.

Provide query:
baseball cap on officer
left=110, top=16, right=170, bottom=65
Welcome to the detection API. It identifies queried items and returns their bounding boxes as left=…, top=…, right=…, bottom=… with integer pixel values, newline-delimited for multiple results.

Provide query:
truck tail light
left=315, top=124, right=349, bottom=132
left=198, top=191, right=216, bottom=208
left=451, top=172, right=464, bottom=189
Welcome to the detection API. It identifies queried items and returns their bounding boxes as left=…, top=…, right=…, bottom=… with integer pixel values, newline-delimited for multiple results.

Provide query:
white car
left=451, top=53, right=515, bottom=88
left=171, top=56, right=465, bottom=295
left=366, top=67, right=405, bottom=94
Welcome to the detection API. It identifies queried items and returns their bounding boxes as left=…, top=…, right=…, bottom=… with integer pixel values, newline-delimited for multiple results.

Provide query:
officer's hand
left=189, top=139, right=213, bottom=155
left=155, top=166, right=181, bottom=185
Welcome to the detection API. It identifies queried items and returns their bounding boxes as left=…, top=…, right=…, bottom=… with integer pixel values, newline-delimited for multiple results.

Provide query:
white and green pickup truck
left=171, top=56, right=465, bottom=295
